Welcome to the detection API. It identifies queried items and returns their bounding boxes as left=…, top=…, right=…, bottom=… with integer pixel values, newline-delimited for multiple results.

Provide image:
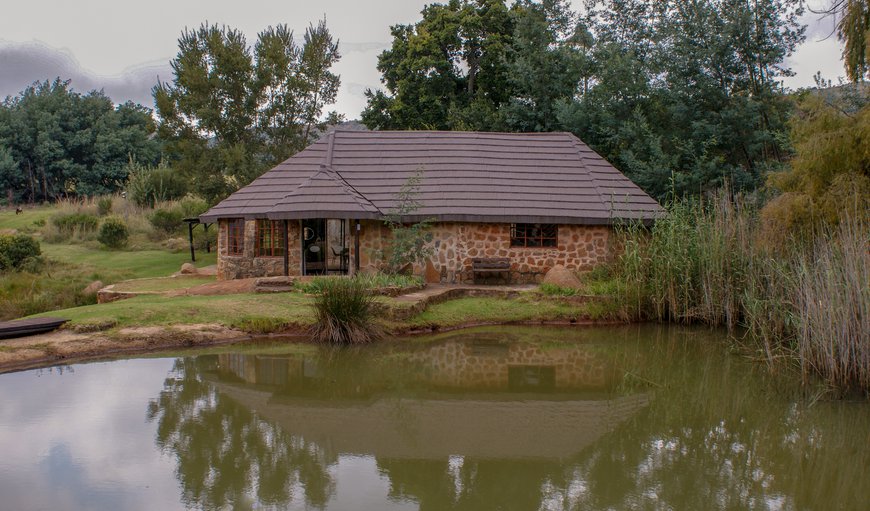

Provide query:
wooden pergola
left=182, top=217, right=213, bottom=262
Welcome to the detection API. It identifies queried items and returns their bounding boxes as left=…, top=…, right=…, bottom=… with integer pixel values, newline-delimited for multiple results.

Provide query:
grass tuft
left=310, top=278, right=382, bottom=345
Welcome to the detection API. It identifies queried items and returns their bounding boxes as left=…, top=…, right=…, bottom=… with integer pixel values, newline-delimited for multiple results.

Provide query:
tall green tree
left=155, top=20, right=342, bottom=203
left=365, top=0, right=805, bottom=200
left=558, top=0, right=805, bottom=199
left=501, top=0, right=587, bottom=132
left=362, top=0, right=514, bottom=130
left=0, top=79, right=160, bottom=203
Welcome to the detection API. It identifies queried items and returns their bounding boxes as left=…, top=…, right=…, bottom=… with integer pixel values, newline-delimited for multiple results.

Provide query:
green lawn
left=34, top=293, right=316, bottom=330
left=41, top=243, right=215, bottom=280
left=2, top=209, right=216, bottom=320
left=405, top=295, right=611, bottom=328
left=0, top=206, right=54, bottom=232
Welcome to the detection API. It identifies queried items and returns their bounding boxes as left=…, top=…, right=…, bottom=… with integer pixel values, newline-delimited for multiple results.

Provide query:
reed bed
left=612, top=195, right=869, bottom=396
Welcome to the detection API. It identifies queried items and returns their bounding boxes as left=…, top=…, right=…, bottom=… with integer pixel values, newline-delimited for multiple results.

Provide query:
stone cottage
left=199, top=130, right=663, bottom=283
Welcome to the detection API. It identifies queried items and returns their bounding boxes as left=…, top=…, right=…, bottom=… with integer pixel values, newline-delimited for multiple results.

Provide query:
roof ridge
left=566, top=133, right=613, bottom=219
left=322, top=164, right=381, bottom=215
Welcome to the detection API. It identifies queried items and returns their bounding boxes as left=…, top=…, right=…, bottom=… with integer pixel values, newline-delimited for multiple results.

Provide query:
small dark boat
left=0, top=317, right=68, bottom=340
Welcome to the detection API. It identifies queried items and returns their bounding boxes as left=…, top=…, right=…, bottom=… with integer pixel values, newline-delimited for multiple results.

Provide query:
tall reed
left=612, top=193, right=869, bottom=395
left=615, top=195, right=752, bottom=328
left=793, top=217, right=869, bottom=392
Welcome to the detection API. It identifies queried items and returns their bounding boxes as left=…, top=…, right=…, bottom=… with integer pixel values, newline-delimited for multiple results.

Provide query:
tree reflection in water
left=146, top=356, right=335, bottom=510
left=143, top=327, right=870, bottom=511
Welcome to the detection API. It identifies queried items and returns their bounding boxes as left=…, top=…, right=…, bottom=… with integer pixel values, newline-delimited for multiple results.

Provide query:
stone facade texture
left=219, top=218, right=612, bottom=284
left=357, top=221, right=611, bottom=284
left=217, top=219, right=303, bottom=280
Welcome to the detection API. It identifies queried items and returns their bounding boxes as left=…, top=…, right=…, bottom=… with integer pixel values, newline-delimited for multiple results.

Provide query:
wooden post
left=188, top=221, right=196, bottom=262
left=282, top=219, right=289, bottom=276
left=354, top=220, right=361, bottom=275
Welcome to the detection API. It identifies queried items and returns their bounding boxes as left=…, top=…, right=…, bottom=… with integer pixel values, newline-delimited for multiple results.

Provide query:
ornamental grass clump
left=311, top=277, right=382, bottom=345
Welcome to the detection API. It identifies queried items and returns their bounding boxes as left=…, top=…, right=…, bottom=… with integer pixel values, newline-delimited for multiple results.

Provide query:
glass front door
left=302, top=219, right=348, bottom=276
left=302, top=219, right=326, bottom=275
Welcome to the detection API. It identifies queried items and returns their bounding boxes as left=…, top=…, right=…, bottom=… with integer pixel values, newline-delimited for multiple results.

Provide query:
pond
left=1, top=325, right=868, bottom=510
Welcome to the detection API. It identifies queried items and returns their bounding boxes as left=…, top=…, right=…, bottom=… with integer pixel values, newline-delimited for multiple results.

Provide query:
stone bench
left=471, top=257, right=511, bottom=284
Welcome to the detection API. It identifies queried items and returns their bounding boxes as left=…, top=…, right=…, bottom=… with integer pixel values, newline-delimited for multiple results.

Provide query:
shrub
left=127, top=160, right=188, bottom=207
left=97, top=197, right=113, bottom=216
left=97, top=217, right=129, bottom=249
left=0, top=233, right=42, bottom=271
left=310, top=277, right=382, bottom=344
left=179, top=196, right=209, bottom=218
left=52, top=212, right=99, bottom=235
left=150, top=208, right=184, bottom=235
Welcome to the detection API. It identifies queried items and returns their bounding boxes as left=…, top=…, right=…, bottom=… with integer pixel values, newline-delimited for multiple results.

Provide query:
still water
left=0, top=325, right=868, bottom=511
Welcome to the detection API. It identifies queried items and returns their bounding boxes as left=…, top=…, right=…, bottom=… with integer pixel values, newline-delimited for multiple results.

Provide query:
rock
left=542, top=265, right=582, bottom=289
left=424, top=259, right=441, bottom=284
left=180, top=263, right=198, bottom=275
left=82, top=280, right=104, bottom=295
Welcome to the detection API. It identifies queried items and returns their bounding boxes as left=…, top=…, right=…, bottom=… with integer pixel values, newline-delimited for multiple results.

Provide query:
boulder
left=542, top=265, right=582, bottom=289
left=180, top=263, right=198, bottom=275
left=82, top=280, right=104, bottom=295
left=424, top=259, right=441, bottom=284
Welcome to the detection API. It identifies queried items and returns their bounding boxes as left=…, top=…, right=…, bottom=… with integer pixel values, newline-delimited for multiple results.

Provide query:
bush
left=52, top=212, right=99, bottom=235
left=310, top=277, right=382, bottom=344
left=127, top=160, right=189, bottom=207
left=0, top=233, right=42, bottom=271
left=150, top=208, right=184, bottom=235
left=97, top=217, right=129, bottom=249
left=179, top=196, right=209, bottom=218
left=97, top=197, right=113, bottom=216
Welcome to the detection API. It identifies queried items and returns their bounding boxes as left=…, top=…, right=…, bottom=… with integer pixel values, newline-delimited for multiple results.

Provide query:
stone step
left=253, top=276, right=296, bottom=294
left=254, top=276, right=295, bottom=287
left=255, top=285, right=295, bottom=293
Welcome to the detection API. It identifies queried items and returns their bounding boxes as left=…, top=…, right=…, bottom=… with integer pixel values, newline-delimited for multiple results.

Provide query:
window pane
left=510, top=223, right=558, bottom=247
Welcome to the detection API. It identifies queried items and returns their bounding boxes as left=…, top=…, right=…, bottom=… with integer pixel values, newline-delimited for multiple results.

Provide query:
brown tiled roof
left=200, top=131, right=664, bottom=224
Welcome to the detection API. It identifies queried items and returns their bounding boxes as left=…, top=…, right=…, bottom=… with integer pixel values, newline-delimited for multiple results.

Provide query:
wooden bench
left=472, top=258, right=511, bottom=284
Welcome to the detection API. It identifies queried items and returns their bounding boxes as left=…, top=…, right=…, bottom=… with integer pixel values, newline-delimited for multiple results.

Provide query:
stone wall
left=219, top=218, right=612, bottom=283
left=217, top=219, right=302, bottom=280
left=355, top=221, right=612, bottom=284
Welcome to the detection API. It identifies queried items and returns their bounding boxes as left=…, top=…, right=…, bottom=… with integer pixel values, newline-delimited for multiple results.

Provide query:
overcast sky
left=0, top=0, right=845, bottom=119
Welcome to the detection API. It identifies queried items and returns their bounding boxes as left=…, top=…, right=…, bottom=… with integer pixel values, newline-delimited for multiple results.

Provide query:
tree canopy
left=154, top=19, right=342, bottom=204
left=363, top=0, right=806, bottom=200
left=0, top=79, right=160, bottom=203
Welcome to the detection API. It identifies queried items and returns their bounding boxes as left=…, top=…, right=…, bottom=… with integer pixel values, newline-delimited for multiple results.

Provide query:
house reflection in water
left=219, top=336, right=615, bottom=393
left=210, top=335, right=648, bottom=462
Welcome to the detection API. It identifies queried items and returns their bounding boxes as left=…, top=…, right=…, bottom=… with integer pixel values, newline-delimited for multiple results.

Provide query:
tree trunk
left=40, top=165, right=48, bottom=203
